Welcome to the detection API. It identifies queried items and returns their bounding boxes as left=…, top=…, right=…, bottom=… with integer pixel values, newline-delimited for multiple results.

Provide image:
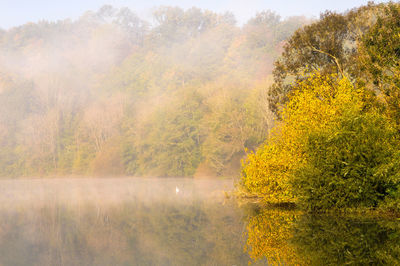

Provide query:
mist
left=0, top=177, right=245, bottom=265
left=0, top=5, right=309, bottom=178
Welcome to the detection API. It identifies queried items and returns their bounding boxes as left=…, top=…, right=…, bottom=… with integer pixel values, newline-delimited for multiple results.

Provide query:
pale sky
left=0, top=0, right=393, bottom=29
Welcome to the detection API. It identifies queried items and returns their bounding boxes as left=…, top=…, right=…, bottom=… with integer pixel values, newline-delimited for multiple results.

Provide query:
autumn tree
left=268, top=2, right=386, bottom=115
left=241, top=72, right=400, bottom=210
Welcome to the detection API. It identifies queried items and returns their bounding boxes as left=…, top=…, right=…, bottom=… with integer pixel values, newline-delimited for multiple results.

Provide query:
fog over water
left=0, top=177, right=233, bottom=208
left=0, top=178, right=258, bottom=265
left=0, top=178, right=399, bottom=265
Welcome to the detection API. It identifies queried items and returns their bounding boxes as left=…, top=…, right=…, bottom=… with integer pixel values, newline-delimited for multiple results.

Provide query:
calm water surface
left=0, top=178, right=399, bottom=265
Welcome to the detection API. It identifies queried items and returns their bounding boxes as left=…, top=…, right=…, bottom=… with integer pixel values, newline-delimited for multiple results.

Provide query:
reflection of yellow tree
left=245, top=209, right=306, bottom=265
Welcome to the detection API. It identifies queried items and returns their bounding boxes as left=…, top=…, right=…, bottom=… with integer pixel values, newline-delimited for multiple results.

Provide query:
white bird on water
left=176, top=186, right=179, bottom=194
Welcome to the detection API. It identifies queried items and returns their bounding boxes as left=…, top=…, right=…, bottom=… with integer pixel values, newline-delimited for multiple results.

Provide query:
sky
left=0, top=0, right=393, bottom=29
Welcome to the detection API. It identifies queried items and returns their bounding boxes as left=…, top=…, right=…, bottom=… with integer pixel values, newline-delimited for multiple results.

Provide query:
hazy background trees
left=0, top=5, right=308, bottom=177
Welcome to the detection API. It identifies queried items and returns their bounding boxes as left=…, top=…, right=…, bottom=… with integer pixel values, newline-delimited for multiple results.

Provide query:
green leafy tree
left=357, top=3, right=400, bottom=124
left=293, top=109, right=400, bottom=211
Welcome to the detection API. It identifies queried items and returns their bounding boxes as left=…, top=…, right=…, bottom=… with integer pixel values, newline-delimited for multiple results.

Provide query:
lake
left=0, top=178, right=398, bottom=265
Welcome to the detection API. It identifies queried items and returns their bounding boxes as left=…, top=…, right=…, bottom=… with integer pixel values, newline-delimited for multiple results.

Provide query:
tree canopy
left=0, top=6, right=307, bottom=177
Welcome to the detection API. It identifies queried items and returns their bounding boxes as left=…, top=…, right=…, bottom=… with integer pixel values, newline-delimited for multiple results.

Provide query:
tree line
left=0, top=6, right=308, bottom=177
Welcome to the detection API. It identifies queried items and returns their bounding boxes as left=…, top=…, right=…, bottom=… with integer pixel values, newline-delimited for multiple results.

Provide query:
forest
left=2, top=2, right=400, bottom=213
left=0, top=5, right=308, bottom=177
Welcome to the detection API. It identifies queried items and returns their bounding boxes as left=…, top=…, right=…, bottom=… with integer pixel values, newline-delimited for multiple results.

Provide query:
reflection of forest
left=2, top=195, right=399, bottom=265
left=245, top=208, right=400, bottom=265
left=0, top=199, right=255, bottom=266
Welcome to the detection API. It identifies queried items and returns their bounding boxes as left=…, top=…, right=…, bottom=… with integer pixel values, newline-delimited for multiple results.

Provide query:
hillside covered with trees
left=0, top=6, right=308, bottom=177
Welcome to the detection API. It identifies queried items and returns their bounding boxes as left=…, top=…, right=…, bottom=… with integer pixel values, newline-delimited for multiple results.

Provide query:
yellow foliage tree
left=240, top=72, right=363, bottom=204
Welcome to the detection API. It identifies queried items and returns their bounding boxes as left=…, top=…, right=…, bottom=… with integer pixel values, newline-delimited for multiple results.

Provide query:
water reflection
left=0, top=178, right=256, bottom=266
left=1, top=178, right=399, bottom=265
left=244, top=207, right=303, bottom=265
left=245, top=207, right=400, bottom=265
left=292, top=214, right=400, bottom=265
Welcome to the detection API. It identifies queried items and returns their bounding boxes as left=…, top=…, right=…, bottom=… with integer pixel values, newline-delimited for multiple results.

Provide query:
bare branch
left=310, top=45, right=345, bottom=77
